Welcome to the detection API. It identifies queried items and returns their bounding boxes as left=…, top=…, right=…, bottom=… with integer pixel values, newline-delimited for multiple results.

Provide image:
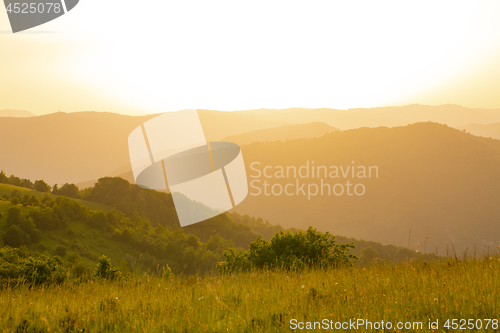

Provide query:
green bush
left=0, top=247, right=67, bottom=286
left=3, top=225, right=30, bottom=248
left=5, top=207, right=41, bottom=244
left=26, top=195, right=40, bottom=207
left=54, top=245, right=67, bottom=257
left=94, top=255, right=120, bottom=281
left=34, top=180, right=51, bottom=193
left=219, top=227, right=357, bottom=272
left=19, top=257, right=67, bottom=286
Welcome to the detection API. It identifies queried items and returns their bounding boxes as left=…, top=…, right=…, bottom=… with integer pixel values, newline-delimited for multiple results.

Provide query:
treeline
left=0, top=171, right=79, bottom=197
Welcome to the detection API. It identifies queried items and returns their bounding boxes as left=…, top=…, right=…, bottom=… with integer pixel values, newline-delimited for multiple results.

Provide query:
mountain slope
left=0, top=109, right=35, bottom=117
left=0, top=112, right=156, bottom=185
left=0, top=181, right=433, bottom=276
left=220, top=122, right=339, bottom=145
left=232, top=122, right=500, bottom=254
left=459, top=122, right=500, bottom=140
left=200, top=104, right=500, bottom=135
left=3, top=105, right=500, bottom=185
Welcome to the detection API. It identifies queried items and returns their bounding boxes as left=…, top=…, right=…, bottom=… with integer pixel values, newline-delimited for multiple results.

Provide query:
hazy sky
left=1, top=0, right=500, bottom=115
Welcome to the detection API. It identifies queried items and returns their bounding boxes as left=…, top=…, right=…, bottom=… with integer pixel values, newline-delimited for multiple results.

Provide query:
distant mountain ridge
left=2, top=108, right=500, bottom=254
left=232, top=122, right=500, bottom=254
left=200, top=104, right=500, bottom=134
left=2, top=105, right=500, bottom=185
left=458, top=122, right=500, bottom=140
left=220, top=122, right=339, bottom=146
left=0, top=109, right=35, bottom=117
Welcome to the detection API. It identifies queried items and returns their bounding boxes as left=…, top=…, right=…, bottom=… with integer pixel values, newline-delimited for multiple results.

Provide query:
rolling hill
left=200, top=104, right=500, bottom=133
left=232, top=122, right=500, bottom=254
left=2, top=105, right=500, bottom=185
left=0, top=109, right=35, bottom=117
left=0, top=112, right=156, bottom=185
left=220, top=122, right=339, bottom=145
left=458, top=122, right=500, bottom=140
left=0, top=180, right=429, bottom=277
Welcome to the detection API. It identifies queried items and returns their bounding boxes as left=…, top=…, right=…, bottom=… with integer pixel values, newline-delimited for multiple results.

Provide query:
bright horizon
left=2, top=1, right=500, bottom=116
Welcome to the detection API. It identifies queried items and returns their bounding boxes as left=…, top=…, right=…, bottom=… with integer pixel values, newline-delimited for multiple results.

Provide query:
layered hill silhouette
left=459, top=122, right=500, bottom=140
left=1, top=107, right=500, bottom=253
left=232, top=122, right=500, bottom=254
left=3, top=105, right=500, bottom=185
left=0, top=112, right=156, bottom=185
left=0, top=110, right=299, bottom=185
left=0, top=109, right=35, bottom=117
left=200, top=104, right=500, bottom=134
left=220, top=122, right=339, bottom=146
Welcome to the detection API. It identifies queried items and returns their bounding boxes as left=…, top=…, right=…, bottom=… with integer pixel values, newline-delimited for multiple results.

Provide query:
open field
left=1, top=256, right=498, bottom=332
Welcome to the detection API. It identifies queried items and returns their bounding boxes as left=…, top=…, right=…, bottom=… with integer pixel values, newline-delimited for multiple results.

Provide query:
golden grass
left=0, top=256, right=498, bottom=332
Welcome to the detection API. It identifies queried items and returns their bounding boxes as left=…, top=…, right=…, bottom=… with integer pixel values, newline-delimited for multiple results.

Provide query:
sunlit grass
left=0, top=256, right=498, bottom=332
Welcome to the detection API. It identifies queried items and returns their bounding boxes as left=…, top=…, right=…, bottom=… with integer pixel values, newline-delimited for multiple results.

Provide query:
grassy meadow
left=1, top=256, right=498, bottom=332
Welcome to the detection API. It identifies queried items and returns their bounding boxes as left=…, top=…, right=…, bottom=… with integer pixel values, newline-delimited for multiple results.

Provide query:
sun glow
left=2, top=0, right=500, bottom=115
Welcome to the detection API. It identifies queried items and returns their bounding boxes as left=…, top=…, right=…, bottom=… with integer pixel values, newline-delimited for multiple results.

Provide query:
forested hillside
left=0, top=172, right=433, bottom=280
left=235, top=122, right=500, bottom=253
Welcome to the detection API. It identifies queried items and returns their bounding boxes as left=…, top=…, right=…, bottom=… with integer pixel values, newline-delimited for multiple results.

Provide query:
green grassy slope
left=0, top=184, right=157, bottom=271
left=0, top=184, right=112, bottom=212
left=0, top=199, right=141, bottom=271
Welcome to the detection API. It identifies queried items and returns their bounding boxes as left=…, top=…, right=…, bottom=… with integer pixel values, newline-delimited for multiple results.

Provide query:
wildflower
left=301, top=285, right=304, bottom=288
